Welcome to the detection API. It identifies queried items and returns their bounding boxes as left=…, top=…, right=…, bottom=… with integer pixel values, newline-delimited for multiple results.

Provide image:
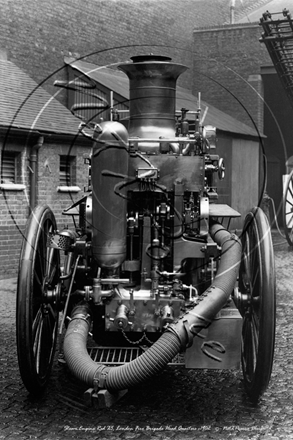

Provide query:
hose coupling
left=93, top=366, right=110, bottom=391
left=220, top=233, right=241, bottom=248
left=70, top=303, right=92, bottom=324
left=165, top=319, right=194, bottom=349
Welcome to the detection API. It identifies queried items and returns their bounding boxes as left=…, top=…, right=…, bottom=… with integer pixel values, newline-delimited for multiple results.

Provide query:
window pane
left=1, top=151, right=17, bottom=183
left=60, top=155, right=74, bottom=185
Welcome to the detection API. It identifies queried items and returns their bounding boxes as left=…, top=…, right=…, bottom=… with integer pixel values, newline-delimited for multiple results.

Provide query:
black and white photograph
left=1, top=0, right=293, bottom=438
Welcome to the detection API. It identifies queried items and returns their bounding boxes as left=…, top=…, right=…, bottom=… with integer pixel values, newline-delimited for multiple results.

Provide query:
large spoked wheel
left=282, top=169, right=293, bottom=246
left=16, top=205, right=60, bottom=395
left=238, top=207, right=276, bottom=403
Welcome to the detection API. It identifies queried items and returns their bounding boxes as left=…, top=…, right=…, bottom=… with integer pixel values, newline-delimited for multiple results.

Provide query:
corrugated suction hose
left=63, top=223, right=241, bottom=392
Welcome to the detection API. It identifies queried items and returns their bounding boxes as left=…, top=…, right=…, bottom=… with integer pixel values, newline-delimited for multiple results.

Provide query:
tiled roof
left=232, top=0, right=273, bottom=23
left=181, top=0, right=272, bottom=28
left=0, top=60, right=82, bottom=136
left=65, top=57, right=262, bottom=138
left=236, top=0, right=290, bottom=23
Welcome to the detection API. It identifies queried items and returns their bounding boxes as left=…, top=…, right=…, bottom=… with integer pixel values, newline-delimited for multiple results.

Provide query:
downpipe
left=63, top=222, right=242, bottom=392
left=29, top=136, right=44, bottom=213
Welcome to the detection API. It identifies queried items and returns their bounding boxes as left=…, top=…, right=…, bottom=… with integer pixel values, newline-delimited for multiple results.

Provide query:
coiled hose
left=63, top=223, right=241, bottom=392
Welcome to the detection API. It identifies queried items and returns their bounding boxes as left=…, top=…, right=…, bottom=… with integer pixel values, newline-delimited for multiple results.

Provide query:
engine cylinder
left=91, top=121, right=129, bottom=269
left=118, top=55, right=188, bottom=152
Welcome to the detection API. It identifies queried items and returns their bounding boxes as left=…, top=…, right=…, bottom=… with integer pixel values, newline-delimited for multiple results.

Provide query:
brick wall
left=0, top=0, right=204, bottom=102
left=0, top=1, right=272, bottom=126
left=193, top=24, right=272, bottom=132
left=0, top=133, right=91, bottom=278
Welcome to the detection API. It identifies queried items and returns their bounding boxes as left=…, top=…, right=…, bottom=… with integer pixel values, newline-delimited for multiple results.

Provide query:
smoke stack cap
left=130, top=54, right=172, bottom=63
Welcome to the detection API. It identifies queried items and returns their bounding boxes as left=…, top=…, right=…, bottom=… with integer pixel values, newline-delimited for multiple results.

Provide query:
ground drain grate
left=88, top=346, right=185, bottom=366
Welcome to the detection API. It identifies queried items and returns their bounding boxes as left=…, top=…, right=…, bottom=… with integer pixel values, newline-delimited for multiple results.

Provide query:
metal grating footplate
left=88, top=346, right=185, bottom=366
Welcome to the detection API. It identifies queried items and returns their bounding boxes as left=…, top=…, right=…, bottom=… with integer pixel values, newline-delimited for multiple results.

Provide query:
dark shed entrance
left=261, top=65, right=293, bottom=226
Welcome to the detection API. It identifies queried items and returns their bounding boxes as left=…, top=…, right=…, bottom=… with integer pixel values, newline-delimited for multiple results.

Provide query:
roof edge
left=0, top=125, right=91, bottom=145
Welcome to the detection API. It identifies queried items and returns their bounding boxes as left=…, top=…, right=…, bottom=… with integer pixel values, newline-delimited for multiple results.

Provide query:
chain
left=121, top=329, right=154, bottom=346
left=143, top=333, right=155, bottom=345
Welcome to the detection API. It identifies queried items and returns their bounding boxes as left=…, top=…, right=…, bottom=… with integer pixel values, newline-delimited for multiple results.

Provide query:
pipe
left=29, top=136, right=44, bottom=213
left=63, top=223, right=241, bottom=392
left=230, top=0, right=235, bottom=24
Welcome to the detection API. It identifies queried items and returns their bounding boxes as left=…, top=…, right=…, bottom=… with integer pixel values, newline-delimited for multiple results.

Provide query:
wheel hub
left=233, top=286, right=249, bottom=317
left=42, top=279, right=61, bottom=306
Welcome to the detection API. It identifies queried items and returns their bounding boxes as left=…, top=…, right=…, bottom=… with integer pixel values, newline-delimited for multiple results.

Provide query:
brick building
left=0, top=0, right=271, bottom=102
left=0, top=58, right=91, bottom=278
left=192, top=0, right=293, bottom=225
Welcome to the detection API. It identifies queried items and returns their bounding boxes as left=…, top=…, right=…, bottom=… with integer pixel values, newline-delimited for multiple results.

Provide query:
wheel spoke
left=251, top=265, right=260, bottom=295
left=32, top=305, right=57, bottom=376
left=285, top=214, right=293, bottom=229
left=250, top=318, right=258, bottom=372
left=47, top=264, right=56, bottom=286
left=44, top=227, right=52, bottom=278
left=32, top=308, right=43, bottom=373
left=34, top=270, right=42, bottom=289
left=35, top=245, right=45, bottom=285
left=33, top=270, right=43, bottom=317
left=242, top=234, right=251, bottom=286
left=46, top=249, right=58, bottom=286
left=250, top=233, right=258, bottom=271
left=285, top=199, right=293, bottom=209
left=287, top=184, right=293, bottom=200
left=41, top=227, right=49, bottom=276
left=243, top=315, right=259, bottom=379
left=283, top=172, right=293, bottom=245
left=251, top=311, right=260, bottom=344
left=38, top=307, right=57, bottom=376
left=242, top=318, right=256, bottom=380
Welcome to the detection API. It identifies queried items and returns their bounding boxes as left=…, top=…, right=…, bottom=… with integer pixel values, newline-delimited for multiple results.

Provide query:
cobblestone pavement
left=1, top=231, right=293, bottom=440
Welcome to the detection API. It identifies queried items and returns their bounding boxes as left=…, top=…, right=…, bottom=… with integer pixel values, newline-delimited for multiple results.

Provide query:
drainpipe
left=230, top=0, right=235, bottom=24
left=29, top=136, right=44, bottom=213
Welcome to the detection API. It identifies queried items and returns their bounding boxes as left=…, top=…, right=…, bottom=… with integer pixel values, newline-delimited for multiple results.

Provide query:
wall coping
left=193, top=22, right=259, bottom=33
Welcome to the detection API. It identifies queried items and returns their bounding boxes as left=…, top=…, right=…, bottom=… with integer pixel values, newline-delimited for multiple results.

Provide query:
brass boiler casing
left=118, top=55, right=188, bottom=152
left=91, top=121, right=129, bottom=269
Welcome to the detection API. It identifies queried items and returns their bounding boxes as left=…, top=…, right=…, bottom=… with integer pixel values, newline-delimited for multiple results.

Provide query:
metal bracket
left=84, top=387, right=128, bottom=408
left=136, top=167, right=159, bottom=180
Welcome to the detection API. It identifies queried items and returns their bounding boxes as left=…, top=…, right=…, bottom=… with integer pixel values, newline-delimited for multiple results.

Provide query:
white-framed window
left=1, top=150, right=18, bottom=183
left=59, top=155, right=76, bottom=186
left=0, top=150, right=25, bottom=191
left=57, top=155, right=80, bottom=193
